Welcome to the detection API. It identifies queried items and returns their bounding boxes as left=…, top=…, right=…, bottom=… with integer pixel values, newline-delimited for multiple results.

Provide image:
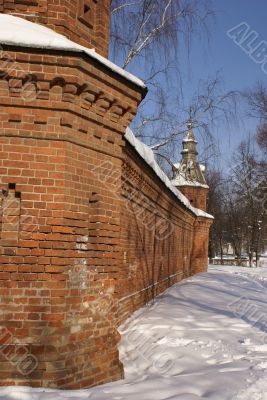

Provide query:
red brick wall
left=0, top=46, right=144, bottom=388
left=190, top=218, right=211, bottom=275
left=0, top=0, right=111, bottom=57
left=116, top=145, right=211, bottom=325
left=179, top=186, right=208, bottom=211
left=0, top=45, right=212, bottom=389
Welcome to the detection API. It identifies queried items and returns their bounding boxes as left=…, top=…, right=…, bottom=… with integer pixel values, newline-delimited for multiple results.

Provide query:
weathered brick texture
left=0, top=3, right=212, bottom=390
left=190, top=218, right=211, bottom=275
left=179, top=186, right=208, bottom=211
left=117, top=145, right=212, bottom=325
left=0, top=46, right=144, bottom=388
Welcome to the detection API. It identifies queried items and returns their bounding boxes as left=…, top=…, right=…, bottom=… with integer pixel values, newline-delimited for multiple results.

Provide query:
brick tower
left=171, top=119, right=211, bottom=276
left=171, top=119, right=209, bottom=211
left=0, top=0, right=111, bottom=56
left=0, top=1, right=146, bottom=389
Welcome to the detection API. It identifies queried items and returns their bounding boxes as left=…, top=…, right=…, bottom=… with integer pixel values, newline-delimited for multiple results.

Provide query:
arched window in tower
left=78, top=0, right=98, bottom=29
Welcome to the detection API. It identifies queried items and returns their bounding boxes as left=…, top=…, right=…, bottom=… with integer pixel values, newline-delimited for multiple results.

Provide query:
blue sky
left=111, top=1, right=267, bottom=171
left=184, top=0, right=267, bottom=168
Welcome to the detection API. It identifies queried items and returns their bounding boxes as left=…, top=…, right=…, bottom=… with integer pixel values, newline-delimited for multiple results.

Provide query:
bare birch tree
left=110, top=2, right=239, bottom=172
left=245, top=83, right=267, bottom=155
left=257, top=123, right=267, bottom=154
left=111, top=0, right=214, bottom=70
left=245, top=83, right=267, bottom=120
left=226, top=140, right=266, bottom=266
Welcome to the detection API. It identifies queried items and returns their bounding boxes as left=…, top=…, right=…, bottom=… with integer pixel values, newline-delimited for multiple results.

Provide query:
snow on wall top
left=125, top=128, right=213, bottom=219
left=0, top=15, right=211, bottom=219
left=0, top=14, right=146, bottom=90
left=171, top=174, right=209, bottom=189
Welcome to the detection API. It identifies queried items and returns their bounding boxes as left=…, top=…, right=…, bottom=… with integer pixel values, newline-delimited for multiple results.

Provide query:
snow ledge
left=0, top=14, right=147, bottom=90
left=125, top=128, right=213, bottom=219
left=171, top=175, right=209, bottom=189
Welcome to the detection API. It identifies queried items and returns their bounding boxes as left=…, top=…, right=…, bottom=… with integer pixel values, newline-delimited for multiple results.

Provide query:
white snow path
left=1, top=262, right=267, bottom=399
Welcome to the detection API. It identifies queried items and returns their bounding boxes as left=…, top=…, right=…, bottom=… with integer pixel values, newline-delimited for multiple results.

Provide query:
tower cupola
left=171, top=118, right=209, bottom=211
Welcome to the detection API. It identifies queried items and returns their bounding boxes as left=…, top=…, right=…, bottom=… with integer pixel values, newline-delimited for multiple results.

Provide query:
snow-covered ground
left=1, top=260, right=267, bottom=400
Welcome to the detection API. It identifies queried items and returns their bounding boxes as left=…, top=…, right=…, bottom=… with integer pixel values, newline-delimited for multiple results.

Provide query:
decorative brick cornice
left=0, top=48, right=143, bottom=156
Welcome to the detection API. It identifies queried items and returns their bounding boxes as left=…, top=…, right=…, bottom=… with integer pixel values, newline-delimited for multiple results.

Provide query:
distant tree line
left=110, top=2, right=266, bottom=264
left=208, top=85, right=267, bottom=266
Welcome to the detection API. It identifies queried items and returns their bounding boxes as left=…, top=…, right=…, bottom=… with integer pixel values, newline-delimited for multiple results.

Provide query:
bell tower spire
left=171, top=118, right=209, bottom=211
left=181, top=117, right=198, bottom=162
